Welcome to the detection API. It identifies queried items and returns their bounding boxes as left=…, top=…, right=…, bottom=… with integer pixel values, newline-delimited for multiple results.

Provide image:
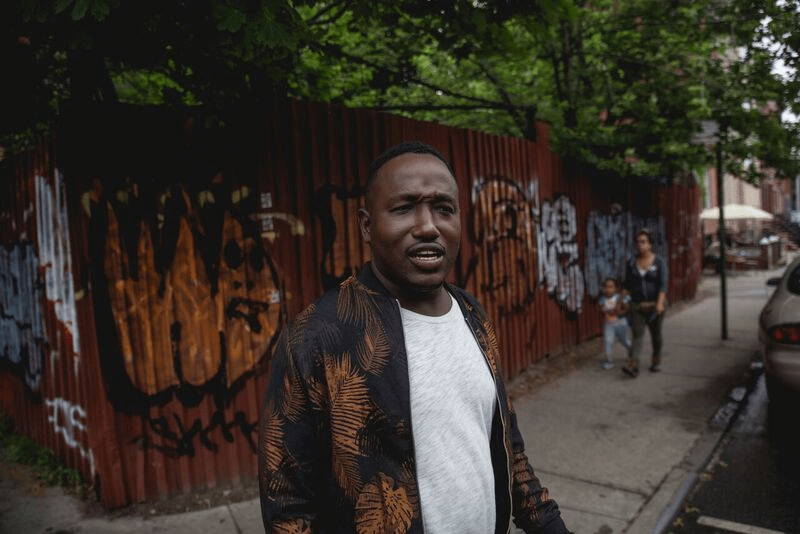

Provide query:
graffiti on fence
left=672, top=206, right=700, bottom=288
left=584, top=208, right=666, bottom=298
left=132, top=396, right=258, bottom=457
left=46, top=397, right=96, bottom=476
left=466, top=177, right=585, bottom=315
left=467, top=176, right=538, bottom=312
left=36, top=172, right=81, bottom=375
left=531, top=181, right=585, bottom=314
left=0, top=244, right=46, bottom=390
left=87, top=178, right=286, bottom=419
left=313, top=184, right=368, bottom=291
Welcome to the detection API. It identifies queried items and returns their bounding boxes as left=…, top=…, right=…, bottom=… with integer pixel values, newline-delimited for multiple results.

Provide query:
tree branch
left=364, top=103, right=517, bottom=111
left=305, top=0, right=350, bottom=26
left=311, top=41, right=509, bottom=108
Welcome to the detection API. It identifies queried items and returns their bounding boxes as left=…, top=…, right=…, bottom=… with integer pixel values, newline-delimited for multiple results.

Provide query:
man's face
left=359, top=152, right=461, bottom=300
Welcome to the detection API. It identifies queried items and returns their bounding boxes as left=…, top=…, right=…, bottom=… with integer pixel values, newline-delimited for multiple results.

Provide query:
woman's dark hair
left=635, top=229, right=653, bottom=244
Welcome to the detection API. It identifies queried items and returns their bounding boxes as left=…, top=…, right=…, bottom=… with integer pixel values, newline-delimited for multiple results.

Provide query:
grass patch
left=0, top=411, right=86, bottom=493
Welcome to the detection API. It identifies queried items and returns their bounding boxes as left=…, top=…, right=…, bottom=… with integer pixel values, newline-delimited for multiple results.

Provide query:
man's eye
left=437, top=205, right=455, bottom=214
left=392, top=204, right=413, bottom=213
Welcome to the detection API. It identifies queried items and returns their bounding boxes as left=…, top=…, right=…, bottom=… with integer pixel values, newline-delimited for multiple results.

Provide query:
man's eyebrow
left=389, top=192, right=457, bottom=202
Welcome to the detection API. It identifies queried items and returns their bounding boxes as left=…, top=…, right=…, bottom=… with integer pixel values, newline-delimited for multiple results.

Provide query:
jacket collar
left=356, top=262, right=457, bottom=302
left=355, top=262, right=389, bottom=295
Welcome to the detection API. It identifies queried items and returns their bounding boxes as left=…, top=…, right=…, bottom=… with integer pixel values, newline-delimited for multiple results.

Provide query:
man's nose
left=413, top=207, right=439, bottom=238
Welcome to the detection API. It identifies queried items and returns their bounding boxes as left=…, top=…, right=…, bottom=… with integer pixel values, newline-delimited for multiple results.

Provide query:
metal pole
left=795, top=173, right=799, bottom=212
left=717, top=141, right=728, bottom=340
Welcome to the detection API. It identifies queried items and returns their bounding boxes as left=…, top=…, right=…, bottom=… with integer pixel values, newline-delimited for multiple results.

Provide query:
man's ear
left=358, top=208, right=371, bottom=244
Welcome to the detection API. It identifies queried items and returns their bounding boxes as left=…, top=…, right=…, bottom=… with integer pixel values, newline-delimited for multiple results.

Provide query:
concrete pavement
left=0, top=262, right=785, bottom=534
left=514, top=264, right=782, bottom=534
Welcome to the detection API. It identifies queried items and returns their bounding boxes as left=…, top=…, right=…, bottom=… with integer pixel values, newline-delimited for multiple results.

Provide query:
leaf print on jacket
left=326, top=354, right=373, bottom=499
left=337, top=277, right=390, bottom=375
left=355, top=473, right=414, bottom=534
left=278, top=355, right=305, bottom=423
left=481, top=318, right=501, bottom=376
left=261, top=402, right=290, bottom=498
left=273, top=518, right=313, bottom=534
left=259, top=264, right=571, bottom=534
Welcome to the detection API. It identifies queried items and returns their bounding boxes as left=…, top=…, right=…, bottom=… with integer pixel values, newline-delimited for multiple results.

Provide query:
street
left=673, top=371, right=800, bottom=534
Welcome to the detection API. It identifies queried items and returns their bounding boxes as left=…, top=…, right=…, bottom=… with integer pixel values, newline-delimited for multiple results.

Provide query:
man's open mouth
left=408, top=245, right=445, bottom=265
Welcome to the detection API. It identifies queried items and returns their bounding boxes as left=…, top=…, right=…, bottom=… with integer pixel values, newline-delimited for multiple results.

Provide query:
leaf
left=214, top=5, right=247, bottom=33
left=261, top=403, right=285, bottom=473
left=274, top=519, right=313, bottom=534
left=355, top=473, right=414, bottom=534
left=325, top=354, right=372, bottom=498
left=53, top=0, right=74, bottom=15
left=279, top=363, right=306, bottom=423
left=90, top=0, right=111, bottom=20
left=71, top=0, right=88, bottom=20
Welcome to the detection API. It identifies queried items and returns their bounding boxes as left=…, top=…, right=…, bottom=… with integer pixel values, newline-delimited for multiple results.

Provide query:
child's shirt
left=599, top=293, right=630, bottom=324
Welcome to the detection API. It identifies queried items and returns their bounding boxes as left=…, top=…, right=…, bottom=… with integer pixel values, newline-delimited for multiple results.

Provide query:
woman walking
left=622, top=229, right=668, bottom=377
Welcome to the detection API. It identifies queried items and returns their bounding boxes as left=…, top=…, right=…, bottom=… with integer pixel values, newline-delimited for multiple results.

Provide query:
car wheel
left=765, top=374, right=791, bottom=416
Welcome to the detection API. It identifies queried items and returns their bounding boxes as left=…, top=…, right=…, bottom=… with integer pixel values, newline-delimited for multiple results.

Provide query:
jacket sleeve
left=259, top=325, right=325, bottom=533
left=507, top=402, right=573, bottom=534
left=657, top=256, right=669, bottom=294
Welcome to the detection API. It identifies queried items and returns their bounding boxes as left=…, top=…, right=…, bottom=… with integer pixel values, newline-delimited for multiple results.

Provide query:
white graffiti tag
left=530, top=181, right=585, bottom=313
left=36, top=171, right=81, bottom=373
left=585, top=210, right=667, bottom=298
left=45, top=397, right=96, bottom=477
left=0, top=244, right=46, bottom=389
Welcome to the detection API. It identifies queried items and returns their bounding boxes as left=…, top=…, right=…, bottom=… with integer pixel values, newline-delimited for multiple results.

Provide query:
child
left=598, top=278, right=631, bottom=369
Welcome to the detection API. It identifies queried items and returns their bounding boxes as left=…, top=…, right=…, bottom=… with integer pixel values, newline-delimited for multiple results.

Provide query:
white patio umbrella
left=699, top=204, right=774, bottom=221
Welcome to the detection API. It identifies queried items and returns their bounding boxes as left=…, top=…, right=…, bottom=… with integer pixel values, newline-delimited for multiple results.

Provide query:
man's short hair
left=365, top=141, right=455, bottom=199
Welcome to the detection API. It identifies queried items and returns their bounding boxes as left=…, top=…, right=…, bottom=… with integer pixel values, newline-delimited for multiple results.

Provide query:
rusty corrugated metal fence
left=0, top=100, right=701, bottom=508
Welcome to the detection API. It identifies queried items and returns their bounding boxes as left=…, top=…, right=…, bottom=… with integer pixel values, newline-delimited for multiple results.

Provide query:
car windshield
left=787, top=264, right=800, bottom=295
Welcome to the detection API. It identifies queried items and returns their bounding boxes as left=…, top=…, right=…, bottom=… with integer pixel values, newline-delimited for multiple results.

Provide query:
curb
left=649, top=358, right=764, bottom=534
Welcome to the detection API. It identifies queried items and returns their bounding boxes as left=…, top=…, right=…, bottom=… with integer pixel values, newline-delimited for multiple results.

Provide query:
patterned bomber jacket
left=259, top=263, right=570, bottom=534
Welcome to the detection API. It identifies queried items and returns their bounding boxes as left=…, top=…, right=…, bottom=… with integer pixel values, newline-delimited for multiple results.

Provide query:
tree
left=2, top=0, right=798, bottom=183
left=1, top=0, right=306, bottom=148
left=287, top=0, right=798, bottom=181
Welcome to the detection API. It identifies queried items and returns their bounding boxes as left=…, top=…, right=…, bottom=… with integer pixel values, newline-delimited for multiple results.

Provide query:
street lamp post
left=716, top=140, right=728, bottom=340
left=694, top=119, right=728, bottom=340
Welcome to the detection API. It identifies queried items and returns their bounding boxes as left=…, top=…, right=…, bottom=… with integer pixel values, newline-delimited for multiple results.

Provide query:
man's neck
left=368, top=263, right=453, bottom=316
left=397, top=286, right=452, bottom=316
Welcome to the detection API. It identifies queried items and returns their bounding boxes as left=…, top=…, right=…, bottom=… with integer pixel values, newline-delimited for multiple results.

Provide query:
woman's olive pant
left=627, top=304, right=664, bottom=369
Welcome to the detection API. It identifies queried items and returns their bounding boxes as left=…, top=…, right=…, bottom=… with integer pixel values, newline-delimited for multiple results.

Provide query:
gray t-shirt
left=399, top=294, right=497, bottom=534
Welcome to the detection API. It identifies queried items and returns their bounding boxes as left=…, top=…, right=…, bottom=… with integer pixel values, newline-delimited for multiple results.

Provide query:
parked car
left=759, top=256, right=800, bottom=404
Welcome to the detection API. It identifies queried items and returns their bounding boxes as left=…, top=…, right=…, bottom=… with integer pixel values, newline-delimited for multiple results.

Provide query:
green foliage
left=2, top=0, right=798, bottom=183
left=1, top=0, right=306, bottom=140
left=283, top=0, right=797, bottom=182
left=112, top=69, right=199, bottom=106
left=0, top=412, right=84, bottom=490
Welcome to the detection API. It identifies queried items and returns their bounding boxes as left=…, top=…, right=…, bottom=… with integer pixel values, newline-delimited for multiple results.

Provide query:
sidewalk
left=0, top=263, right=785, bottom=534
left=513, top=264, right=782, bottom=534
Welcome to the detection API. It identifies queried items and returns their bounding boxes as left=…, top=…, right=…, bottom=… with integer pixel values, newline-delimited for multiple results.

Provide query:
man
left=259, top=141, right=571, bottom=533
